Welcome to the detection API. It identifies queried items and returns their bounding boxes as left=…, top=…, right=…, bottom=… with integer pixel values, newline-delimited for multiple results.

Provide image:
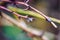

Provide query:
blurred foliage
left=2, top=25, right=32, bottom=40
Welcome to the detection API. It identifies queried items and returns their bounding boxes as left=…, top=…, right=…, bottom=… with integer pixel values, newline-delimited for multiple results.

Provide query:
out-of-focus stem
left=2, top=13, right=45, bottom=37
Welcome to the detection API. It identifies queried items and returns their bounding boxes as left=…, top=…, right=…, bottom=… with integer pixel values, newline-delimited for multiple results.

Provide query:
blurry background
left=0, top=0, right=60, bottom=40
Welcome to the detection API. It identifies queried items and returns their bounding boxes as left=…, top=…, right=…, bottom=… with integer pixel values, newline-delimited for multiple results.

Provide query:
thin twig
left=0, top=6, right=28, bottom=19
